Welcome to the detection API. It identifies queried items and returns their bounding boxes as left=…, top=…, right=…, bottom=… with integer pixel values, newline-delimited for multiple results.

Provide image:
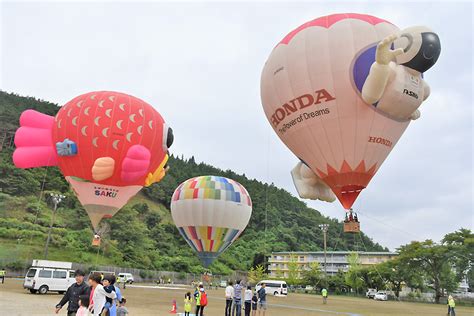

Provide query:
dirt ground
left=1, top=279, right=473, bottom=316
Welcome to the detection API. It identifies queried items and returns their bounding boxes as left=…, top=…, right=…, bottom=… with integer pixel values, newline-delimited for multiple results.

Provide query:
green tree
left=248, top=264, right=267, bottom=284
left=398, top=240, right=457, bottom=303
left=442, top=228, right=474, bottom=284
left=274, top=266, right=284, bottom=279
left=328, top=270, right=348, bottom=294
left=358, top=265, right=383, bottom=292
left=287, top=254, right=300, bottom=285
left=376, top=258, right=415, bottom=298
left=302, top=262, right=322, bottom=288
left=345, top=252, right=364, bottom=294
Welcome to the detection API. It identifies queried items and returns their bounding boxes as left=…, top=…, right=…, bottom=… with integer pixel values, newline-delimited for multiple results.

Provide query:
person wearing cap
left=55, top=269, right=90, bottom=315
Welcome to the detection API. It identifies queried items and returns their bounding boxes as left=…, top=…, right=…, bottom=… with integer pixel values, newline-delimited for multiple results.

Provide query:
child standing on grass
left=116, top=298, right=129, bottom=316
left=184, top=292, right=192, bottom=316
left=251, top=291, right=258, bottom=316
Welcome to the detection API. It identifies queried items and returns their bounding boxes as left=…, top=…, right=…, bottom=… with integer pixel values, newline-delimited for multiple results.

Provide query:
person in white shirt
left=87, top=272, right=116, bottom=316
left=244, top=285, right=253, bottom=316
left=225, top=281, right=234, bottom=316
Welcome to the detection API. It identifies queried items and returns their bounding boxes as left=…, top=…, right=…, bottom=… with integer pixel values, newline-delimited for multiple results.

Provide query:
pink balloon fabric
left=121, top=145, right=151, bottom=183
left=13, top=110, right=58, bottom=168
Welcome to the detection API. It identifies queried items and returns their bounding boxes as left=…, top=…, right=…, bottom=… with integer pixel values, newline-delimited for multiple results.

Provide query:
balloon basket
left=344, top=221, right=360, bottom=233
left=92, top=235, right=101, bottom=247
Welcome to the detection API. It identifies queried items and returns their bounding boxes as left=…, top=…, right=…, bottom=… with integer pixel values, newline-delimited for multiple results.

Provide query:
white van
left=23, top=260, right=75, bottom=294
left=118, top=273, right=134, bottom=284
left=255, top=280, right=288, bottom=296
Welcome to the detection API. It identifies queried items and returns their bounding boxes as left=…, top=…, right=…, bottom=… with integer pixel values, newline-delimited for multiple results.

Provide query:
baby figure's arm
left=362, top=34, right=404, bottom=105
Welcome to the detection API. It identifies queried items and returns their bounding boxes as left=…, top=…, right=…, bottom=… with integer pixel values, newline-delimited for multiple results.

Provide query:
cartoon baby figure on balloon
left=362, top=26, right=441, bottom=121
left=290, top=24, right=441, bottom=203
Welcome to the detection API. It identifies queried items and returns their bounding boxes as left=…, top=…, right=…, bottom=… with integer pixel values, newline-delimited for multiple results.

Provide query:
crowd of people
left=224, top=280, right=267, bottom=316
left=55, top=270, right=128, bottom=316
left=178, top=280, right=267, bottom=316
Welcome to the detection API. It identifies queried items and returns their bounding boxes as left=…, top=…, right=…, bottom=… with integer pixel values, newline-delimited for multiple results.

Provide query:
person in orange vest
left=195, top=284, right=208, bottom=316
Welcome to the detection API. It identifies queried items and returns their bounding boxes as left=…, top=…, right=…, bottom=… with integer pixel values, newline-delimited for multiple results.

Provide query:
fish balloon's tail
left=13, top=110, right=58, bottom=168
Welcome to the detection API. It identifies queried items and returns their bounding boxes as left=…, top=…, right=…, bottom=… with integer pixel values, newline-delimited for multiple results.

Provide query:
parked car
left=219, top=280, right=228, bottom=288
left=118, top=273, right=134, bottom=284
left=366, top=288, right=377, bottom=299
left=374, top=291, right=388, bottom=301
left=23, top=260, right=75, bottom=294
left=304, top=285, right=314, bottom=293
left=255, top=280, right=288, bottom=296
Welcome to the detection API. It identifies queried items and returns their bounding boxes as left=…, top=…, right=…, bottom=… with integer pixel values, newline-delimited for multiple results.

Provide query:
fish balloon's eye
left=162, top=124, right=174, bottom=151
left=167, top=127, right=174, bottom=148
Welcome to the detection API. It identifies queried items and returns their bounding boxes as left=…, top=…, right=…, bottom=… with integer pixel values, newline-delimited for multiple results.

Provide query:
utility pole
left=44, top=193, right=65, bottom=259
left=319, top=224, right=329, bottom=277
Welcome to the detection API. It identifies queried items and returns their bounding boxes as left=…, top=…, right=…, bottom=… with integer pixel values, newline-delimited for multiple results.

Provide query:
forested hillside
left=0, top=91, right=386, bottom=274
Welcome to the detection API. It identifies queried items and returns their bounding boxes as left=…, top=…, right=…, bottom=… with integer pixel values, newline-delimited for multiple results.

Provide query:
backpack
left=200, top=291, right=208, bottom=306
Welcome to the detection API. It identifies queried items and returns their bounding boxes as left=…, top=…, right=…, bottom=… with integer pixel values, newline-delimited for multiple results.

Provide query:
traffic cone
left=169, top=299, right=177, bottom=314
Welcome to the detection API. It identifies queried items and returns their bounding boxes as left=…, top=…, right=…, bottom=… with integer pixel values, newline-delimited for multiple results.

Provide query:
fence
left=0, top=258, right=246, bottom=285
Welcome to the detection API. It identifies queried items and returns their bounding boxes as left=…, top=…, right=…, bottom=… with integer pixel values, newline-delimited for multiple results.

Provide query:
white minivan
left=23, top=260, right=75, bottom=294
left=118, top=273, right=134, bottom=284
left=255, top=280, right=288, bottom=296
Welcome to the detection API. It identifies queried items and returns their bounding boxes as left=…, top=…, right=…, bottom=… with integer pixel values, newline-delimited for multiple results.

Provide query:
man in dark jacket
left=55, top=269, right=90, bottom=315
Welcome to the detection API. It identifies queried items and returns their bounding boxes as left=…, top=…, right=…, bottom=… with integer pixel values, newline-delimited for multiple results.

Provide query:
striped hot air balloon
left=171, top=176, right=252, bottom=267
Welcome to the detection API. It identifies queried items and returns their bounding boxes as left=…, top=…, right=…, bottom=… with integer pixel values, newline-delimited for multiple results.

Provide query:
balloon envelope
left=261, top=13, right=409, bottom=209
left=171, top=176, right=252, bottom=267
left=13, top=91, right=171, bottom=230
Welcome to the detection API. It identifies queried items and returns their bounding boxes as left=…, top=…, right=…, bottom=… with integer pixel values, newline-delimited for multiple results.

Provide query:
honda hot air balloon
left=13, top=91, right=173, bottom=241
left=171, top=176, right=252, bottom=267
left=260, top=13, right=440, bottom=231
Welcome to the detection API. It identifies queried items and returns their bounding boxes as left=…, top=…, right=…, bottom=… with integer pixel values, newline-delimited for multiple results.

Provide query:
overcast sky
left=1, top=1, right=472, bottom=250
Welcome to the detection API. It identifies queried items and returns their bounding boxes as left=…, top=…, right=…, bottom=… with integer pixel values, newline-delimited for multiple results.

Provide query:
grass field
left=1, top=279, right=473, bottom=315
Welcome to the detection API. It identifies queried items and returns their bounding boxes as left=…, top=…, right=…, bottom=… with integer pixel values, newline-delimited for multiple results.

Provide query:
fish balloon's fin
left=13, top=110, right=58, bottom=168
left=121, top=145, right=151, bottom=183
left=145, top=154, right=169, bottom=186
left=92, top=157, right=115, bottom=181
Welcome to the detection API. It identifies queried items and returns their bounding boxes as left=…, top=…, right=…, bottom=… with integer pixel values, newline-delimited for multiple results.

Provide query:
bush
left=5, top=260, right=27, bottom=270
